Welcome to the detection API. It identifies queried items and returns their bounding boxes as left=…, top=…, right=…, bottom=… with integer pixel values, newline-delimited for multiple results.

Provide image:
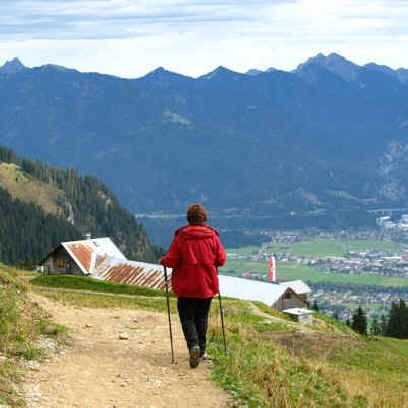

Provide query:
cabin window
left=56, top=257, right=64, bottom=268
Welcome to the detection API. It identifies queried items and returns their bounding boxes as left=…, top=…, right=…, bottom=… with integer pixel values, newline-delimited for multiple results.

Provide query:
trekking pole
left=163, top=266, right=175, bottom=364
left=217, top=269, right=227, bottom=354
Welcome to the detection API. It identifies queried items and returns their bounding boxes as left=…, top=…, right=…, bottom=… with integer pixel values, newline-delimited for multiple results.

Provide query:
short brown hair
left=186, top=203, right=208, bottom=225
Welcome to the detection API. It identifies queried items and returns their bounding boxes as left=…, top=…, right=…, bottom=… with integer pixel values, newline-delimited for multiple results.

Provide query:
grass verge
left=30, top=271, right=408, bottom=408
left=0, top=264, right=67, bottom=407
left=31, top=274, right=173, bottom=298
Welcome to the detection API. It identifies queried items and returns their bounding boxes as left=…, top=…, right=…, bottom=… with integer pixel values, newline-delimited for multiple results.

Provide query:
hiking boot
left=189, top=345, right=200, bottom=368
left=200, top=352, right=209, bottom=361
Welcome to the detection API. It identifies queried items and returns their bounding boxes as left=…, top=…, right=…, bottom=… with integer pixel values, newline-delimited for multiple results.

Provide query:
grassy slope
left=31, top=274, right=174, bottom=298
left=0, top=162, right=64, bottom=215
left=0, top=265, right=66, bottom=407
left=31, top=274, right=408, bottom=408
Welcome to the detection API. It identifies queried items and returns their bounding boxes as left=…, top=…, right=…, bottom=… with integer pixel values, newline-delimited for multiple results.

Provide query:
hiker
left=159, top=203, right=226, bottom=368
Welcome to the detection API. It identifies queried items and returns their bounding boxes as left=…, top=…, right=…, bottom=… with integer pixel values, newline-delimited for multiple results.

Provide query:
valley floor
left=22, top=293, right=230, bottom=408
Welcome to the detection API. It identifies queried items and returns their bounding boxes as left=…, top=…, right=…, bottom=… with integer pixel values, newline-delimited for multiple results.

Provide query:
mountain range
left=1, top=53, right=408, bottom=222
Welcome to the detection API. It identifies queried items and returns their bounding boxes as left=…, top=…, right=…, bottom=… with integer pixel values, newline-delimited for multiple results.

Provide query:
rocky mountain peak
left=141, top=66, right=192, bottom=83
left=295, top=52, right=361, bottom=82
left=0, top=57, right=27, bottom=74
left=199, top=66, right=244, bottom=81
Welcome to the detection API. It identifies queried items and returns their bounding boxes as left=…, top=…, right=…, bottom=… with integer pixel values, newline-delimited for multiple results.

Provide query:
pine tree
left=351, top=306, right=367, bottom=335
left=312, top=300, right=319, bottom=312
left=380, top=314, right=388, bottom=336
left=370, top=318, right=381, bottom=336
left=386, top=302, right=402, bottom=338
left=386, top=300, right=408, bottom=339
left=400, top=299, right=408, bottom=339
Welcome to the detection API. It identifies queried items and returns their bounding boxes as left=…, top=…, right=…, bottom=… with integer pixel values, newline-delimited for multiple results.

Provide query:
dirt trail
left=23, top=294, right=231, bottom=408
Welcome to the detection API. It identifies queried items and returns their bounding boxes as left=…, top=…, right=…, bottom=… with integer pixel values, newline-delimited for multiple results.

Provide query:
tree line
left=0, top=146, right=162, bottom=265
left=346, top=302, right=408, bottom=338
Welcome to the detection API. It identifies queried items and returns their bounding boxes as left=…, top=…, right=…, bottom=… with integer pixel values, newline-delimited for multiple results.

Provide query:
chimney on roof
left=84, top=232, right=92, bottom=240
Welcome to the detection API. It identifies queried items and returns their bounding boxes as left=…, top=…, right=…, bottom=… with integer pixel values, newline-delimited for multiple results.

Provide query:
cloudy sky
left=0, top=0, right=407, bottom=78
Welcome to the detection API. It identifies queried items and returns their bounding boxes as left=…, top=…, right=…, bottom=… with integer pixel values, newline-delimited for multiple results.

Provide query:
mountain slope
left=0, top=55, right=407, bottom=218
left=0, top=147, right=159, bottom=264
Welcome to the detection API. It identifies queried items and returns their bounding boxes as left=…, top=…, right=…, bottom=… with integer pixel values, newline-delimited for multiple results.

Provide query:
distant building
left=42, top=237, right=126, bottom=275
left=42, top=238, right=310, bottom=311
left=282, top=308, right=314, bottom=323
left=218, top=275, right=308, bottom=311
left=41, top=237, right=172, bottom=290
left=279, top=280, right=311, bottom=302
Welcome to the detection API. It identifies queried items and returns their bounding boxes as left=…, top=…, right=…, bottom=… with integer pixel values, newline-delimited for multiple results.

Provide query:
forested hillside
left=0, top=147, right=160, bottom=265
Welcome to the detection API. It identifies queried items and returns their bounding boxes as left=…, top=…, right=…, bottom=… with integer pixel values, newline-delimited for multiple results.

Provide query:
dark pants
left=177, top=297, right=212, bottom=355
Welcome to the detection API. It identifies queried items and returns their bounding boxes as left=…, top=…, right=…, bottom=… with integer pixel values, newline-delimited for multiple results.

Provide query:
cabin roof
left=43, top=237, right=126, bottom=275
left=218, top=274, right=290, bottom=306
left=279, top=280, right=312, bottom=295
left=91, top=256, right=171, bottom=290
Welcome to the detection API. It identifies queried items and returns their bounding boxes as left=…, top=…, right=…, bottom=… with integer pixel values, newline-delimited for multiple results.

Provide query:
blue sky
left=0, top=0, right=407, bottom=77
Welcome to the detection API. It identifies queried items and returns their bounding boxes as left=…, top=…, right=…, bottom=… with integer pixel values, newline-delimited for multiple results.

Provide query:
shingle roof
left=218, top=274, right=289, bottom=306
left=91, top=257, right=172, bottom=290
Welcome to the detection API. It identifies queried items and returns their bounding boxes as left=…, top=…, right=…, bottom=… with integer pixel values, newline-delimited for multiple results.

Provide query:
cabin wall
left=43, top=247, right=83, bottom=275
left=273, top=294, right=306, bottom=311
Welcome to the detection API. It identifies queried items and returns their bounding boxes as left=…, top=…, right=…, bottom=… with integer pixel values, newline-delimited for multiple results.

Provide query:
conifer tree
left=380, top=314, right=388, bottom=336
left=370, top=318, right=381, bottom=336
left=386, top=301, right=402, bottom=338
left=351, top=306, right=367, bottom=335
left=386, top=300, right=408, bottom=339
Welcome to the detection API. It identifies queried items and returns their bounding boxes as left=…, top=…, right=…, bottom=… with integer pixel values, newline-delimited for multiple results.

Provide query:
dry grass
left=0, top=265, right=67, bottom=407
left=26, top=276, right=408, bottom=408
left=0, top=162, right=65, bottom=215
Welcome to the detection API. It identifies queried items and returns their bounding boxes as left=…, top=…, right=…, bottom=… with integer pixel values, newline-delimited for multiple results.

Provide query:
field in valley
left=222, top=238, right=408, bottom=317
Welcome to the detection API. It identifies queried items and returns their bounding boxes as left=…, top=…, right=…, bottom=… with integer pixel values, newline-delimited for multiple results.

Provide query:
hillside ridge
left=0, top=146, right=160, bottom=265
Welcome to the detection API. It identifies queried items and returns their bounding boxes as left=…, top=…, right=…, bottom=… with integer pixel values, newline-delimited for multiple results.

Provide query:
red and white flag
left=269, top=256, right=276, bottom=282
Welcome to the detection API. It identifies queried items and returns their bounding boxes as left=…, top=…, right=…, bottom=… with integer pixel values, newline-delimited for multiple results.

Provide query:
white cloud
left=0, top=0, right=407, bottom=77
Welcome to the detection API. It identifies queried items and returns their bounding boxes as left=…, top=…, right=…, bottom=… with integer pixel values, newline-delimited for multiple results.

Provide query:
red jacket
left=160, top=224, right=226, bottom=298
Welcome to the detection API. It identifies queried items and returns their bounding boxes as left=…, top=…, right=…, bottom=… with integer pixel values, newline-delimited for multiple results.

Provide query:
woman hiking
left=160, top=203, right=226, bottom=368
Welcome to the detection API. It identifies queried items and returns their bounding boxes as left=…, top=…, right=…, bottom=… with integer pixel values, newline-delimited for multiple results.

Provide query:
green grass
left=34, top=287, right=178, bottom=314
left=227, top=246, right=261, bottom=256
left=221, top=259, right=408, bottom=287
left=313, top=313, right=356, bottom=336
left=31, top=269, right=408, bottom=407
left=315, top=336, right=408, bottom=407
left=263, top=239, right=406, bottom=257
left=229, top=239, right=406, bottom=258
left=0, top=264, right=67, bottom=407
left=0, top=162, right=65, bottom=215
left=31, top=274, right=173, bottom=298
left=208, top=319, right=366, bottom=407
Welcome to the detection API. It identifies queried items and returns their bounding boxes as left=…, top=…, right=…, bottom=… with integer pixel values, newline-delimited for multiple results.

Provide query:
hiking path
left=22, top=293, right=231, bottom=408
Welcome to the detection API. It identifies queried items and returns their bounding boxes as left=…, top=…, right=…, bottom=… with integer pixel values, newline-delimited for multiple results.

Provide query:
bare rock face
left=378, top=141, right=408, bottom=201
